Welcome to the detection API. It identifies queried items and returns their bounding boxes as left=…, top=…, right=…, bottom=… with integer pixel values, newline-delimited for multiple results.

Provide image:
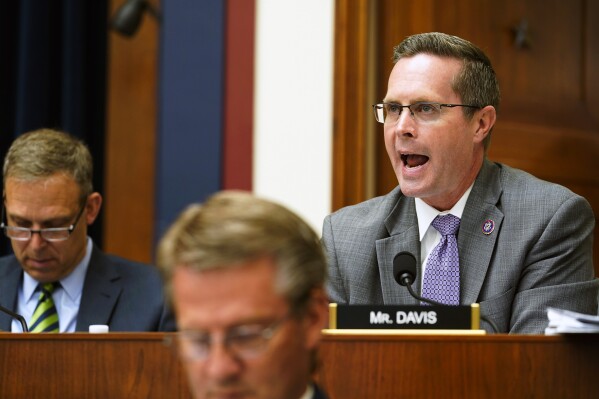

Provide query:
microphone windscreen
left=393, top=251, right=417, bottom=286
left=111, top=0, right=146, bottom=37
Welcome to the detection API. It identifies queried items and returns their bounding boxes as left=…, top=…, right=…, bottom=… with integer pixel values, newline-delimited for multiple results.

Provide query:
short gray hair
left=3, top=128, right=94, bottom=201
left=157, top=191, right=328, bottom=313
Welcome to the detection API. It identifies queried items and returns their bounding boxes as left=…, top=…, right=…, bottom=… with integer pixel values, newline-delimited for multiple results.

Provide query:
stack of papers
left=545, top=307, right=599, bottom=335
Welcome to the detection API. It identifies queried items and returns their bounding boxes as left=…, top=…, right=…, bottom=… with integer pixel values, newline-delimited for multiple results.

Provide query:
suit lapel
left=459, top=160, right=504, bottom=304
left=311, top=383, right=328, bottom=399
left=373, top=160, right=504, bottom=305
left=76, top=246, right=123, bottom=331
left=0, top=257, right=23, bottom=331
left=376, top=195, right=421, bottom=304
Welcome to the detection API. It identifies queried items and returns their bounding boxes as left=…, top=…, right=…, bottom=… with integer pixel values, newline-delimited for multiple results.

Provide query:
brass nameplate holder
left=326, top=303, right=484, bottom=335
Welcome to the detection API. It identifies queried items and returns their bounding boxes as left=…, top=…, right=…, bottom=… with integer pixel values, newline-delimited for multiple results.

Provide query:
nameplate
left=329, top=303, right=480, bottom=330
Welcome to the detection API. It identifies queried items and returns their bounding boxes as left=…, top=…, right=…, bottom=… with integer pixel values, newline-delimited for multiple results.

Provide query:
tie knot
left=40, top=282, right=59, bottom=295
left=432, top=214, right=460, bottom=236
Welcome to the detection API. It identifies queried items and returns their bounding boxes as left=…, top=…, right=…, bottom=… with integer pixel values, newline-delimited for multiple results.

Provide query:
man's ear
left=85, top=192, right=103, bottom=225
left=303, top=288, right=329, bottom=350
left=473, top=105, right=496, bottom=144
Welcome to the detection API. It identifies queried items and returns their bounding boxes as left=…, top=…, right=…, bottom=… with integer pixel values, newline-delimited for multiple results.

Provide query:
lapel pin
left=482, top=219, right=495, bottom=235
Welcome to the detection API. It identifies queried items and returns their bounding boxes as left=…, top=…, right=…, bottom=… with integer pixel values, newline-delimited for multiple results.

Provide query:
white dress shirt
left=300, top=385, right=314, bottom=399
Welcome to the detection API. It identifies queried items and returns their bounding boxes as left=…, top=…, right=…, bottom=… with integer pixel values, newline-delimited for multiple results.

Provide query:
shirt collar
left=415, top=184, right=474, bottom=241
left=299, top=385, right=314, bottom=399
left=22, top=237, right=93, bottom=303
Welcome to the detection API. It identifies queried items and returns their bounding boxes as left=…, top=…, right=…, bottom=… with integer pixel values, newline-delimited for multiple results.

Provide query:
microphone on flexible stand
left=0, top=304, right=28, bottom=332
left=392, top=251, right=499, bottom=333
left=393, top=251, right=443, bottom=306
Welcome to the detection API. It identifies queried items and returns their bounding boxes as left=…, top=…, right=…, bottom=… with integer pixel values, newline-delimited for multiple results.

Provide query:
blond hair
left=157, top=191, right=327, bottom=312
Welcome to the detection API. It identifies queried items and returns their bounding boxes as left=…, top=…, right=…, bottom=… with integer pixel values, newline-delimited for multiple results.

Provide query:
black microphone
left=393, top=251, right=443, bottom=306
left=0, top=304, right=28, bottom=332
left=392, top=251, right=498, bottom=333
left=110, top=0, right=161, bottom=37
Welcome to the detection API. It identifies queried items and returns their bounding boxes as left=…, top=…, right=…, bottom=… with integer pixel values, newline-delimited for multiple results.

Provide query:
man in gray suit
left=0, top=129, right=174, bottom=332
left=322, top=32, right=598, bottom=334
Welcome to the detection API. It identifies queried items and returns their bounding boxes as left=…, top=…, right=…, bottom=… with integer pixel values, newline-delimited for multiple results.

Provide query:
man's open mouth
left=401, top=153, right=429, bottom=168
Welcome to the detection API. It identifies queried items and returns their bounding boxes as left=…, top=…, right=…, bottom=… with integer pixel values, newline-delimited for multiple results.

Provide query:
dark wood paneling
left=317, top=333, right=599, bottom=398
left=2, top=333, right=598, bottom=398
left=430, top=0, right=596, bottom=131
left=331, top=0, right=371, bottom=210
left=0, top=333, right=190, bottom=399
left=104, top=0, right=160, bottom=263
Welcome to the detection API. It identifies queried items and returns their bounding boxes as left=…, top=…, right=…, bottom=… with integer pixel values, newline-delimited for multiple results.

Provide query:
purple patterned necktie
left=421, top=214, right=461, bottom=305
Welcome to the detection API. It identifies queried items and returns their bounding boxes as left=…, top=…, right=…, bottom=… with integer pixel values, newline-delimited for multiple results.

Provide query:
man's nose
left=204, top=342, right=243, bottom=381
left=28, top=230, right=48, bottom=248
left=393, top=108, right=417, bottom=137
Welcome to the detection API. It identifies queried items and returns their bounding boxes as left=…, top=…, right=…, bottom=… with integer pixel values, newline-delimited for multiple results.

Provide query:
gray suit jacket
left=323, top=160, right=598, bottom=333
left=0, top=245, right=176, bottom=332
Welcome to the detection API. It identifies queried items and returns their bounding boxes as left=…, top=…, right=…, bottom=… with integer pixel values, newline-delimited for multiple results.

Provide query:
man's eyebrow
left=7, top=213, right=73, bottom=227
left=182, top=316, right=274, bottom=332
left=6, top=213, right=31, bottom=224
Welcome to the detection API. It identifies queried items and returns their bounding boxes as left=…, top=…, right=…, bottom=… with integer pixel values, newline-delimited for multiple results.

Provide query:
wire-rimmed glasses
left=167, top=316, right=290, bottom=362
left=372, top=102, right=481, bottom=124
left=1, top=204, right=86, bottom=242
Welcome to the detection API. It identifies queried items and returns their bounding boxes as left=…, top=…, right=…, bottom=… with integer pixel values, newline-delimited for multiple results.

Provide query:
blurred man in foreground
left=157, top=191, right=329, bottom=399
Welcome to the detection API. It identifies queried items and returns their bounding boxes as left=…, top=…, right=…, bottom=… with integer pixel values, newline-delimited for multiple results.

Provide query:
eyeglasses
left=169, top=316, right=290, bottom=362
left=372, top=102, right=480, bottom=124
left=1, top=204, right=86, bottom=242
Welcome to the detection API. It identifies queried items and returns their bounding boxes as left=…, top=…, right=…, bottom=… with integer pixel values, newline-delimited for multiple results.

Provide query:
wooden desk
left=1, top=333, right=597, bottom=398
left=317, top=333, right=599, bottom=398
left=0, top=333, right=191, bottom=399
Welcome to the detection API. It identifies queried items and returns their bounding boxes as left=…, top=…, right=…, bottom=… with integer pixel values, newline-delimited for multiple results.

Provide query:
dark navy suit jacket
left=312, top=383, right=328, bottom=399
left=0, top=245, right=176, bottom=332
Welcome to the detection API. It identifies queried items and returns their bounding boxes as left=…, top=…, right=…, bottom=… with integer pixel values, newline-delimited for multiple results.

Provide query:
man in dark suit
left=322, top=32, right=598, bottom=334
left=157, top=191, right=329, bottom=399
left=0, top=129, right=174, bottom=332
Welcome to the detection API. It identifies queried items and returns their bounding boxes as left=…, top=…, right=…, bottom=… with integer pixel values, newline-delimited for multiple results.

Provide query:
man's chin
left=396, top=181, right=427, bottom=198
left=205, top=388, right=254, bottom=399
left=24, top=263, right=60, bottom=282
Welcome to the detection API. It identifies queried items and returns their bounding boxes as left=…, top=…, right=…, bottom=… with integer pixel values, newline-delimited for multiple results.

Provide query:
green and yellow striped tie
left=29, top=283, right=59, bottom=333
